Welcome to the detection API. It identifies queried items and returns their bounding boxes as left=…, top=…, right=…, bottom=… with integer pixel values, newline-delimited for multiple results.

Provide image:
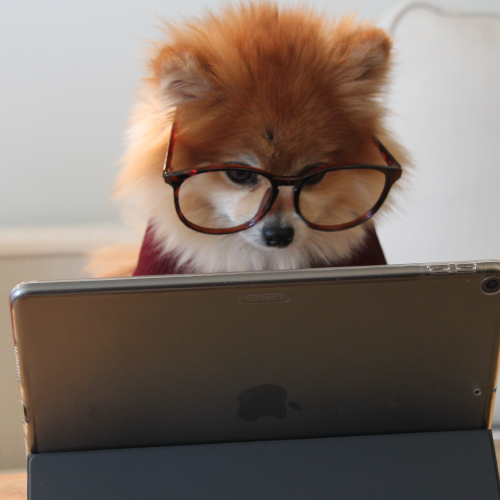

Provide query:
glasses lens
left=299, top=168, right=386, bottom=228
left=178, top=169, right=273, bottom=230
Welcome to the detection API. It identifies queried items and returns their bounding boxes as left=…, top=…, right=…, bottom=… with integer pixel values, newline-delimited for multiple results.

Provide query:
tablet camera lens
left=481, top=278, right=500, bottom=294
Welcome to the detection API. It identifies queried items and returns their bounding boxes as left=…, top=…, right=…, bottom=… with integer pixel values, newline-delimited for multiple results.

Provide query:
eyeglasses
left=163, top=124, right=402, bottom=235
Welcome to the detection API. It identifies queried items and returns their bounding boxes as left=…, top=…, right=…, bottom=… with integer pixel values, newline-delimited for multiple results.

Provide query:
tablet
left=10, top=261, right=500, bottom=454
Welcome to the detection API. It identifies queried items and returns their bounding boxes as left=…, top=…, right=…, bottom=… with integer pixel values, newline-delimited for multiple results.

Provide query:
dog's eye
left=226, top=170, right=258, bottom=185
left=304, top=171, right=326, bottom=186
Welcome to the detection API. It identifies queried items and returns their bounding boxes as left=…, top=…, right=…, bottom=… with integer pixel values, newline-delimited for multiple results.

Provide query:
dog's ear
left=152, top=48, right=216, bottom=105
left=337, top=25, right=392, bottom=84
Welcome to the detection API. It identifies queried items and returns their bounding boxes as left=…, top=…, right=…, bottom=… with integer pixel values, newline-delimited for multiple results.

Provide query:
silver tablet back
left=10, top=262, right=500, bottom=454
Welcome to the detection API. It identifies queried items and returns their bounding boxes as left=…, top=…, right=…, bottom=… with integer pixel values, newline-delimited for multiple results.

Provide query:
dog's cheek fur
left=110, top=5, right=408, bottom=275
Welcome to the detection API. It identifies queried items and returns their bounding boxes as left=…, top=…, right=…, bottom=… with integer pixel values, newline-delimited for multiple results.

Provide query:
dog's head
left=117, top=4, right=402, bottom=272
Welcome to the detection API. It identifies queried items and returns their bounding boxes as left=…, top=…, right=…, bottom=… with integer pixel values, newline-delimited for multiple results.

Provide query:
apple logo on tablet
left=237, top=384, right=302, bottom=422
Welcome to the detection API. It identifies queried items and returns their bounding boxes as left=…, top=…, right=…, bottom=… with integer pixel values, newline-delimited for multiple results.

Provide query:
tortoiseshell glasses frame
left=163, top=124, right=402, bottom=235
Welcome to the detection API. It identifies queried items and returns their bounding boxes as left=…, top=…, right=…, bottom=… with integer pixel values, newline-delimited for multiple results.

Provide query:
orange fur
left=86, top=245, right=141, bottom=278
left=94, top=3, right=408, bottom=277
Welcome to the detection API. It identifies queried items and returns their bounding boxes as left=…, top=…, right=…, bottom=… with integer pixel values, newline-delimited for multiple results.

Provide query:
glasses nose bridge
left=272, top=176, right=299, bottom=188
left=263, top=182, right=296, bottom=217
left=265, top=177, right=300, bottom=215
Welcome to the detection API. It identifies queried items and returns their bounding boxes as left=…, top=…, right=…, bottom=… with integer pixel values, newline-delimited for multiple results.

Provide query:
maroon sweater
left=133, top=225, right=386, bottom=276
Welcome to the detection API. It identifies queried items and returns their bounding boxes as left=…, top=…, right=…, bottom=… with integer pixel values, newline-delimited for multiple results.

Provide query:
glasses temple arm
left=374, top=139, right=401, bottom=168
left=163, top=123, right=177, bottom=174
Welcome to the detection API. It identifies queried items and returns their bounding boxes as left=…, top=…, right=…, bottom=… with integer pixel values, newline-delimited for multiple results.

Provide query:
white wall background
left=1, top=0, right=500, bottom=227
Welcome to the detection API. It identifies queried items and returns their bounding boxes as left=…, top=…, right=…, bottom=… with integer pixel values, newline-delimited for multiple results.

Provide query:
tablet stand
left=28, top=429, right=500, bottom=499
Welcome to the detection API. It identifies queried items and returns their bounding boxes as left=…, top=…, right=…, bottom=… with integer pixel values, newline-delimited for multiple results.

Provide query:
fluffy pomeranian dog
left=89, top=3, right=406, bottom=277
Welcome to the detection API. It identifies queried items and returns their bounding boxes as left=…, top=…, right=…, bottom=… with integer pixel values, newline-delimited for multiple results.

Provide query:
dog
left=88, top=3, right=407, bottom=277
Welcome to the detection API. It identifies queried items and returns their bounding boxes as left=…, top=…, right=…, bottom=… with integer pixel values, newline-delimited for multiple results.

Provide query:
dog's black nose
left=263, top=225, right=294, bottom=248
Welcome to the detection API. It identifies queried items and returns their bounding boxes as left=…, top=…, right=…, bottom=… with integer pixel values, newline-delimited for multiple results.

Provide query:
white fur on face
left=222, top=153, right=260, bottom=168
